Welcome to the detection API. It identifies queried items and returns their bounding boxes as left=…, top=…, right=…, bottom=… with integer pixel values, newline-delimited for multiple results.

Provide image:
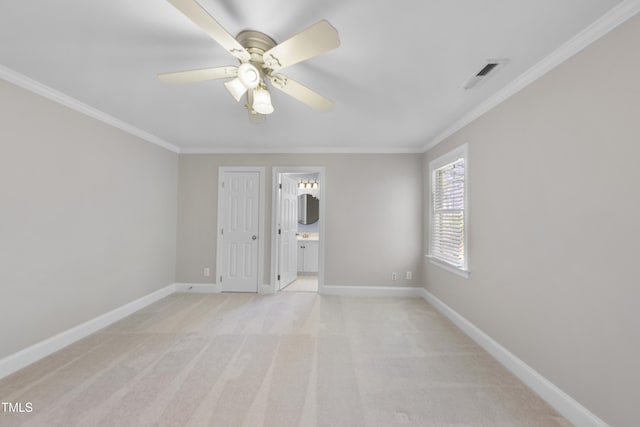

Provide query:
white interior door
left=278, top=174, right=298, bottom=289
left=219, top=171, right=260, bottom=292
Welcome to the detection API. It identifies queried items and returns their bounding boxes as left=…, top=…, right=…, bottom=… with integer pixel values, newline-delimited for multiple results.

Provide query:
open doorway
left=271, top=167, right=325, bottom=293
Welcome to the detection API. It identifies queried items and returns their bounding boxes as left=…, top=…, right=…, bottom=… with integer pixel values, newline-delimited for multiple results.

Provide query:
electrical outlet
left=391, top=272, right=397, bottom=281
left=406, top=271, right=412, bottom=280
left=203, top=267, right=210, bottom=277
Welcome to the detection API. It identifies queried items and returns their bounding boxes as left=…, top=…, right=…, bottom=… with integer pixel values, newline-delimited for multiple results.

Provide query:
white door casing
left=278, top=174, right=298, bottom=289
left=218, top=169, right=262, bottom=292
left=271, top=167, right=325, bottom=294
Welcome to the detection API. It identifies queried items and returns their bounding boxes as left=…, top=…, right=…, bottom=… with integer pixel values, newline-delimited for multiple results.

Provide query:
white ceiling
left=0, top=0, right=629, bottom=153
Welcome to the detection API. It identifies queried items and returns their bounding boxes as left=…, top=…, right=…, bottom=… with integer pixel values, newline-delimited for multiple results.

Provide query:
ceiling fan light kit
left=252, top=85, right=274, bottom=115
left=237, top=63, right=260, bottom=89
left=159, top=0, right=340, bottom=121
left=223, top=78, right=247, bottom=102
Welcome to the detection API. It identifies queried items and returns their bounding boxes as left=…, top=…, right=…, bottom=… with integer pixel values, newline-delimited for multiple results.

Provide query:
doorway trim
left=271, top=166, right=326, bottom=294
left=216, top=166, right=266, bottom=293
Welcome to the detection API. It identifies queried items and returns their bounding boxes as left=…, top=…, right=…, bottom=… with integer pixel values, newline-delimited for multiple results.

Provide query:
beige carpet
left=0, top=293, right=572, bottom=426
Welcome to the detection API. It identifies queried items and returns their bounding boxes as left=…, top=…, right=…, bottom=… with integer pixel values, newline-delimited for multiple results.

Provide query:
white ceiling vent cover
left=463, top=59, right=507, bottom=90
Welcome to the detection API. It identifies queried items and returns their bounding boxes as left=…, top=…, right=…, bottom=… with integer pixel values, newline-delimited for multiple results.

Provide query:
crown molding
left=0, top=66, right=421, bottom=155
left=422, top=0, right=640, bottom=153
left=179, top=145, right=424, bottom=154
left=0, top=65, right=181, bottom=153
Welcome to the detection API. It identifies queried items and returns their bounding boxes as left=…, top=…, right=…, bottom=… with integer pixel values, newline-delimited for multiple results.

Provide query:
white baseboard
left=0, top=284, right=176, bottom=380
left=419, top=288, right=609, bottom=427
left=173, top=283, right=275, bottom=294
left=322, top=285, right=424, bottom=297
left=174, top=282, right=220, bottom=293
left=2, top=280, right=607, bottom=427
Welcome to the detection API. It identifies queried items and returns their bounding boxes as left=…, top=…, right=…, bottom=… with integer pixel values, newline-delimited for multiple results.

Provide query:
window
left=429, top=144, right=468, bottom=276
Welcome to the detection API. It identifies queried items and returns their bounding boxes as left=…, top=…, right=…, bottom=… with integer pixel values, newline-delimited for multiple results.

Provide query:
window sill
left=425, top=255, right=469, bottom=279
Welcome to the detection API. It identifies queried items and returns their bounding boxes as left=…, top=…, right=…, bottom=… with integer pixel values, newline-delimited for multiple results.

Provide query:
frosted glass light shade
left=252, top=88, right=274, bottom=114
left=238, top=63, right=260, bottom=89
left=224, top=78, right=247, bottom=102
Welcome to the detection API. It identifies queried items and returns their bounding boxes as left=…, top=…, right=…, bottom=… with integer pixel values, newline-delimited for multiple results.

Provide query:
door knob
left=252, top=235, right=257, bottom=240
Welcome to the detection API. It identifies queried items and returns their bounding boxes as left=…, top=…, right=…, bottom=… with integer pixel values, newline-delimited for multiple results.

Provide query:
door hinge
left=219, top=276, right=222, bottom=283
left=277, top=274, right=280, bottom=281
left=221, top=181, right=225, bottom=189
left=221, top=228, right=224, bottom=236
left=278, top=228, right=281, bottom=235
left=279, top=183, right=282, bottom=189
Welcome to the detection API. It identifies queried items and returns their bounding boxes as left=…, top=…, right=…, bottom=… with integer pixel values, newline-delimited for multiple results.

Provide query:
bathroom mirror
left=298, top=194, right=319, bottom=224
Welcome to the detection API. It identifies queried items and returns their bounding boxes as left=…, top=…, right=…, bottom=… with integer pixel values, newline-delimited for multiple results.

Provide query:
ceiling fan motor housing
left=236, top=30, right=277, bottom=70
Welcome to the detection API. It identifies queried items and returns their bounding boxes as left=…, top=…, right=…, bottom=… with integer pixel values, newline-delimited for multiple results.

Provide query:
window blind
left=431, top=158, right=465, bottom=268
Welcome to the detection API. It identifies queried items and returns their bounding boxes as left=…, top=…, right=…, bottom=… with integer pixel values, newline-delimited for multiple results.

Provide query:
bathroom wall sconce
left=298, top=180, right=319, bottom=189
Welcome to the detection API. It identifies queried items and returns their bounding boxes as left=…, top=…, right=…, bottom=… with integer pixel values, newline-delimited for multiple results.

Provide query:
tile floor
left=281, top=275, right=318, bottom=292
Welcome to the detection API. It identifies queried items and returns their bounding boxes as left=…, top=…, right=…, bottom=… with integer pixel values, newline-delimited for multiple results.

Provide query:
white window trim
left=426, top=255, right=470, bottom=278
left=427, top=143, right=469, bottom=278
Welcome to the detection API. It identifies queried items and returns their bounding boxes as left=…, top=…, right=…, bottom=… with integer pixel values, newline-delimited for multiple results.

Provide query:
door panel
left=279, top=175, right=298, bottom=288
left=220, top=171, right=260, bottom=292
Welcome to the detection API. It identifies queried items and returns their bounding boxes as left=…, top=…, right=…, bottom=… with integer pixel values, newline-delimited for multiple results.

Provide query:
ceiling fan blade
left=268, top=74, right=334, bottom=112
left=158, top=66, right=238, bottom=83
left=167, top=0, right=251, bottom=62
left=262, top=20, right=340, bottom=72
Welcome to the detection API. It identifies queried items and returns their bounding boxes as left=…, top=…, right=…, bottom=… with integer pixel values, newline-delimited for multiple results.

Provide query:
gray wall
left=177, top=154, right=423, bottom=287
left=0, top=81, right=178, bottom=359
left=423, top=14, right=640, bottom=427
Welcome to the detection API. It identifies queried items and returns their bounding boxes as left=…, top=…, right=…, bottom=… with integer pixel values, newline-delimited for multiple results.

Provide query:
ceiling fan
left=158, top=0, right=340, bottom=122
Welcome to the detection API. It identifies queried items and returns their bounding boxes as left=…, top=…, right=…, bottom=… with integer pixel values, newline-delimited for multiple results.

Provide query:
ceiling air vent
left=463, top=59, right=507, bottom=90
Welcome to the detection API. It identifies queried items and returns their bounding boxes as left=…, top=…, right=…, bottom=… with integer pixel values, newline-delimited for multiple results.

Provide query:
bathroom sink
left=297, top=233, right=319, bottom=241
